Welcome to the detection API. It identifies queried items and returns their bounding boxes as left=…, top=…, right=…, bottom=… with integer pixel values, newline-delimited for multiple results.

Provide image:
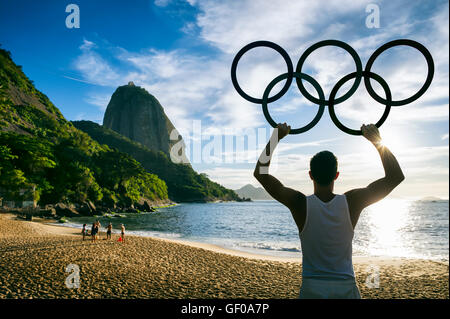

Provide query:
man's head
left=309, top=151, right=339, bottom=187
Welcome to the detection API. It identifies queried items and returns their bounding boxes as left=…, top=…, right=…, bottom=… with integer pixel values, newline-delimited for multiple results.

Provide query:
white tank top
left=300, top=194, right=355, bottom=279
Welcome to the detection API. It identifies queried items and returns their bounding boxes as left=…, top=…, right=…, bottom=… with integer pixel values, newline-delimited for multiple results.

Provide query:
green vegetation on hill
left=72, top=120, right=241, bottom=202
left=0, top=49, right=64, bottom=134
left=0, top=47, right=168, bottom=208
left=0, top=46, right=239, bottom=207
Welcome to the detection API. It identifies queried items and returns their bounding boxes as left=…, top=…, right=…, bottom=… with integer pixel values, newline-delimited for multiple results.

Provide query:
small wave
left=51, top=221, right=182, bottom=239
left=50, top=222, right=83, bottom=229
left=125, top=229, right=182, bottom=239
left=235, top=242, right=301, bottom=253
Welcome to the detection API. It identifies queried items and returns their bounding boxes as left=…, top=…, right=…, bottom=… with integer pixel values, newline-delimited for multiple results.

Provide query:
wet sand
left=0, top=213, right=448, bottom=299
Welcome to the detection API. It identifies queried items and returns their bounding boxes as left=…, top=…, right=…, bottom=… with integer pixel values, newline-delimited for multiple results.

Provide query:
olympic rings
left=364, top=39, right=434, bottom=106
left=262, top=72, right=326, bottom=134
left=296, top=40, right=363, bottom=105
left=329, top=71, right=391, bottom=136
left=230, top=39, right=434, bottom=135
left=231, top=41, right=293, bottom=104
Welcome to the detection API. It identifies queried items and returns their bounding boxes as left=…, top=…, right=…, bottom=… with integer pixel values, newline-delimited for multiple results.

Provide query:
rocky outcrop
left=54, top=203, right=80, bottom=217
left=78, top=201, right=96, bottom=216
left=103, top=83, right=188, bottom=163
left=135, top=199, right=155, bottom=212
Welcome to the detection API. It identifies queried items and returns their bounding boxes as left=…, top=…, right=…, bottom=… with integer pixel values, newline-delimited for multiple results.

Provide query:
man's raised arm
left=253, top=123, right=303, bottom=210
left=346, top=124, right=405, bottom=227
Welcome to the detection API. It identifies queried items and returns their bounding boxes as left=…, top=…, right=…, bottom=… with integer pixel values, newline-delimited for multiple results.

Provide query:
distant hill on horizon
left=421, top=196, right=444, bottom=201
left=235, top=184, right=273, bottom=200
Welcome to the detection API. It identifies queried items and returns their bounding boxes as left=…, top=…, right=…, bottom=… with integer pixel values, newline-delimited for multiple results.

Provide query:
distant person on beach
left=82, top=224, right=87, bottom=241
left=106, top=223, right=112, bottom=240
left=120, top=224, right=125, bottom=243
left=254, top=123, right=404, bottom=299
left=91, top=222, right=97, bottom=242
left=96, top=220, right=101, bottom=239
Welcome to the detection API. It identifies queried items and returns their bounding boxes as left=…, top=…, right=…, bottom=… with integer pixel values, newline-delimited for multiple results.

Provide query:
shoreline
left=3, top=198, right=448, bottom=263
left=0, top=213, right=448, bottom=298
left=50, top=219, right=449, bottom=263
left=47, top=218, right=301, bottom=263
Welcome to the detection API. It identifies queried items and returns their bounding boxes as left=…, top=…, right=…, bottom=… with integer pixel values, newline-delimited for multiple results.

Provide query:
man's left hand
left=276, top=122, right=291, bottom=140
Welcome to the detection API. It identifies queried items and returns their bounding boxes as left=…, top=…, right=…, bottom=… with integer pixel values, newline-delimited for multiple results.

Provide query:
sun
left=378, top=127, right=409, bottom=152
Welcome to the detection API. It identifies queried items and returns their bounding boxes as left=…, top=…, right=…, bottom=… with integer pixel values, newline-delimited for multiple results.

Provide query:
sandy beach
left=0, top=213, right=448, bottom=299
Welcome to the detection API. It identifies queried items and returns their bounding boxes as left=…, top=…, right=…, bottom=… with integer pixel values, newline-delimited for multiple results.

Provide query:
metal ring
left=231, top=39, right=434, bottom=135
left=295, top=40, right=363, bottom=105
left=231, top=41, right=293, bottom=104
left=328, top=71, right=392, bottom=136
left=364, top=39, right=434, bottom=106
left=262, top=72, right=326, bottom=134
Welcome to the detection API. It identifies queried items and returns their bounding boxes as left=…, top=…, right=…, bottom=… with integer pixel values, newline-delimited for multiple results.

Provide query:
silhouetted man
left=254, top=123, right=404, bottom=299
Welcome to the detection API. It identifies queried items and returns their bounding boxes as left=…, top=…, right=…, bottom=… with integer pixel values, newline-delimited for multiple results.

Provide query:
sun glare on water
left=363, top=199, right=412, bottom=257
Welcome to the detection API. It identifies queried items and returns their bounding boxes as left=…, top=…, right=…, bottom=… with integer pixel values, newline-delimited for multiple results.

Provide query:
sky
left=0, top=0, right=448, bottom=199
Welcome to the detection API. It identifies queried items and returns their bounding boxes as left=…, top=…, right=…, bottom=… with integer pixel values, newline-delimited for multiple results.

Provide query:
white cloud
left=206, top=144, right=449, bottom=198
left=154, top=0, right=171, bottom=7
left=80, top=39, right=95, bottom=50
left=70, top=1, right=448, bottom=196
left=201, top=166, right=256, bottom=189
left=73, top=41, right=119, bottom=86
left=84, top=93, right=112, bottom=111
left=194, top=0, right=370, bottom=54
left=181, top=22, right=196, bottom=35
left=73, top=1, right=448, bottom=133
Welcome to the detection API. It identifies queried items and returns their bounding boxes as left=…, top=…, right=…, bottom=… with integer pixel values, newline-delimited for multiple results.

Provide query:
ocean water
left=65, top=199, right=449, bottom=260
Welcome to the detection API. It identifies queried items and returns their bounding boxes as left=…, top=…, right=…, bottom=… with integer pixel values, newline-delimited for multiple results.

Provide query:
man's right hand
left=361, top=124, right=382, bottom=146
left=346, top=123, right=404, bottom=228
